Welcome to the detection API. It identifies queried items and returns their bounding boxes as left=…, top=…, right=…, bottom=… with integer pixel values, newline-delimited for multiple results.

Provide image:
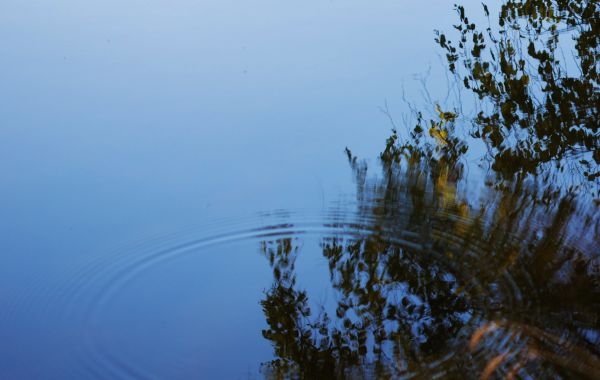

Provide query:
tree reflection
left=258, top=157, right=599, bottom=379
left=257, top=0, right=598, bottom=378
left=434, top=0, right=599, bottom=188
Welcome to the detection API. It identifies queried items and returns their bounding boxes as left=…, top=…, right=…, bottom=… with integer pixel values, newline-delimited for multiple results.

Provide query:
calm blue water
left=1, top=1, right=598, bottom=379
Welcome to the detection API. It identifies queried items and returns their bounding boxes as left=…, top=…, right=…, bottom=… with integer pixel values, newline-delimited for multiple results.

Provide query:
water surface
left=1, top=0, right=598, bottom=379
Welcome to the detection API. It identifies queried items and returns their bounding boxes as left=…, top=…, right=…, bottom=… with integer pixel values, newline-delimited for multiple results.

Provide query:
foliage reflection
left=257, top=1, right=599, bottom=378
left=259, top=155, right=599, bottom=378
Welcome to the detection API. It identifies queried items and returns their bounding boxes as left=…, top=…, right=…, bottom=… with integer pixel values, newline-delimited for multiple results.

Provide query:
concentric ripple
left=17, top=204, right=598, bottom=379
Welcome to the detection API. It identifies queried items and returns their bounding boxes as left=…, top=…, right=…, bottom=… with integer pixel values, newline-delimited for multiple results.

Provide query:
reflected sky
left=0, top=0, right=484, bottom=298
left=0, top=1, right=597, bottom=379
left=1, top=0, right=482, bottom=241
left=0, top=2, right=479, bottom=377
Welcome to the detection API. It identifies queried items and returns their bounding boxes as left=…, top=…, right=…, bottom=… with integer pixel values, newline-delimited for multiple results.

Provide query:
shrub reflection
left=257, top=0, right=599, bottom=378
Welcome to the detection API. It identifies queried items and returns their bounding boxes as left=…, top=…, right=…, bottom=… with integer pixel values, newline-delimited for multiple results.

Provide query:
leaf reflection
left=257, top=1, right=599, bottom=378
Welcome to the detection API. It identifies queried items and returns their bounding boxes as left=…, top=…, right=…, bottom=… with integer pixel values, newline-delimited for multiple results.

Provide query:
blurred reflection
left=257, top=1, right=599, bottom=377
left=258, top=153, right=599, bottom=378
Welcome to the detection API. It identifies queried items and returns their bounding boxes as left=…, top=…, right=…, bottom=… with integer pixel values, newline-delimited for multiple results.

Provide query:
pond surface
left=1, top=0, right=599, bottom=379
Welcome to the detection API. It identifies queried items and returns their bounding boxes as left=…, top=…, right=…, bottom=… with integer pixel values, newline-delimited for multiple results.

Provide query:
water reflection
left=2, top=1, right=595, bottom=378
left=434, top=0, right=599, bottom=190
left=256, top=1, right=599, bottom=378
left=257, top=152, right=598, bottom=378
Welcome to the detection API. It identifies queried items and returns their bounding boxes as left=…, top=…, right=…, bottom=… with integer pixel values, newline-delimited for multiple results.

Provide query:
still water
left=1, top=0, right=599, bottom=379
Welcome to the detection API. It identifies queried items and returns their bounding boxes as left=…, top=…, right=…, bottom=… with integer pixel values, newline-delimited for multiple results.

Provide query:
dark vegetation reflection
left=257, top=1, right=599, bottom=378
